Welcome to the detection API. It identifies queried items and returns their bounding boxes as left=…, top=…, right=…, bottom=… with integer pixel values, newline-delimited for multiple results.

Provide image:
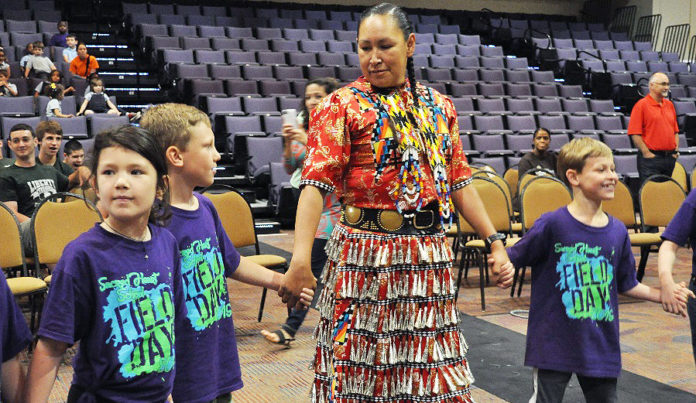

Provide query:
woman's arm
left=25, top=338, right=69, bottom=402
left=278, top=185, right=323, bottom=306
left=452, top=185, right=514, bottom=288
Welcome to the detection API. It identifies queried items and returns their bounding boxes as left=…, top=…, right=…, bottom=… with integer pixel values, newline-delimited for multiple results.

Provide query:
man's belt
left=341, top=203, right=441, bottom=235
left=648, top=149, right=678, bottom=156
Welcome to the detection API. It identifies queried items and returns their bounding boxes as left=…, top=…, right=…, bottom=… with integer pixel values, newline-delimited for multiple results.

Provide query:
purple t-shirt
left=38, top=224, right=185, bottom=402
left=167, top=193, right=243, bottom=402
left=662, top=188, right=696, bottom=276
left=507, top=207, right=639, bottom=378
left=1, top=270, right=32, bottom=367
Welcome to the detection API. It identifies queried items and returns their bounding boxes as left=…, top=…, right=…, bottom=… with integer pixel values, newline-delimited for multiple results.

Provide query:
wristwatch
left=484, top=232, right=507, bottom=252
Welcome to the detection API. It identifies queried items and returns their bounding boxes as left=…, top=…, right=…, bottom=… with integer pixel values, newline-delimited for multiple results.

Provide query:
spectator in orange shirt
left=627, top=72, right=680, bottom=183
left=69, top=43, right=99, bottom=79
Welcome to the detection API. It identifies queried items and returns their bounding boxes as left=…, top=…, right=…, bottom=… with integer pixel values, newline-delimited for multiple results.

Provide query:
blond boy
left=140, top=104, right=311, bottom=402
left=506, top=138, right=691, bottom=402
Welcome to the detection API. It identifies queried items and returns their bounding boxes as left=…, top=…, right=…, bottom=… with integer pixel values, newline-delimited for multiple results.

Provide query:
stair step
left=100, top=73, right=158, bottom=87
left=88, top=44, right=132, bottom=58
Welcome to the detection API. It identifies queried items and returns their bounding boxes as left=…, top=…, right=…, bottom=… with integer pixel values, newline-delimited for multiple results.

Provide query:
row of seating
left=0, top=19, right=61, bottom=33
left=0, top=9, right=59, bottom=23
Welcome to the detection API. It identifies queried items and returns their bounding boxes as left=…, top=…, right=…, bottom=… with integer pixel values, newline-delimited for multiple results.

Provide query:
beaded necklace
left=350, top=81, right=454, bottom=227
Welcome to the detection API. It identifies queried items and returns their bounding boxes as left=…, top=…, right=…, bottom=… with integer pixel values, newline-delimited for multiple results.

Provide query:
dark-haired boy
left=62, top=138, right=84, bottom=169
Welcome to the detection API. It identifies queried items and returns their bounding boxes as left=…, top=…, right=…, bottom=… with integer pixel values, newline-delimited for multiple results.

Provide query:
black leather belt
left=648, top=149, right=677, bottom=156
left=341, top=202, right=442, bottom=235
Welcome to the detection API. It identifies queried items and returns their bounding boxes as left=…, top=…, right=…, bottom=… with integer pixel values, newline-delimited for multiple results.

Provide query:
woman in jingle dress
left=286, top=3, right=514, bottom=402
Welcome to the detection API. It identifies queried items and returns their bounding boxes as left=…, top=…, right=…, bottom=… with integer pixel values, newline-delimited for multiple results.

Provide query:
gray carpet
left=460, top=313, right=696, bottom=402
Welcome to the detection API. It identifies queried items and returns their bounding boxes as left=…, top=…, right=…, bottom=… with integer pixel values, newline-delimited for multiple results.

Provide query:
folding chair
left=0, top=201, right=47, bottom=333
left=454, top=175, right=519, bottom=310
left=514, top=176, right=572, bottom=296
left=635, top=176, right=686, bottom=281
left=202, top=186, right=288, bottom=321
left=31, top=192, right=103, bottom=286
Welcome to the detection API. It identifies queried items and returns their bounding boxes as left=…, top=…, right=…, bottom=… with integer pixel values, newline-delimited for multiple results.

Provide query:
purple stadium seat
left=226, top=27, right=253, bottom=38
left=620, top=50, right=640, bottom=60
left=458, top=35, right=481, bottom=45
left=647, top=61, right=668, bottom=72
left=614, top=154, right=638, bottom=178
left=480, top=57, right=505, bottom=69
left=605, top=60, right=626, bottom=72
left=149, top=3, right=174, bottom=14
left=561, top=98, right=590, bottom=114
left=480, top=46, right=504, bottom=57
left=505, top=133, right=534, bottom=153
left=272, top=65, right=304, bottom=80
left=433, top=44, right=456, bottom=55
left=243, top=97, right=280, bottom=115
left=471, top=133, right=510, bottom=155
left=477, top=98, right=507, bottom=115
left=532, top=83, right=559, bottom=97
left=206, top=96, right=243, bottom=117
left=307, top=66, right=336, bottom=79
left=257, top=51, right=286, bottom=66
left=159, top=14, right=186, bottom=25
left=456, top=45, right=480, bottom=57
left=318, top=53, right=345, bottom=67
left=170, top=25, right=198, bottom=38
left=477, top=82, right=504, bottom=97
left=449, top=83, right=477, bottom=97
left=480, top=69, right=505, bottom=82
left=259, top=81, right=292, bottom=96
left=89, top=115, right=129, bottom=137
left=505, top=57, right=528, bottom=70
left=6, top=20, right=37, bottom=33
left=430, top=55, right=455, bottom=69
left=162, top=49, right=195, bottom=64
left=506, top=98, right=535, bottom=114
left=203, top=6, right=226, bottom=16
left=538, top=115, right=571, bottom=134
left=256, top=27, right=283, bottom=40
left=505, top=83, right=533, bottom=97
left=225, top=51, right=257, bottom=65
left=283, top=28, right=309, bottom=41
left=470, top=156, right=507, bottom=173
left=559, top=85, right=584, bottom=98
left=300, top=40, right=327, bottom=53
left=567, top=115, right=599, bottom=133
left=270, top=39, right=299, bottom=52
left=506, top=115, right=537, bottom=133
left=50, top=117, right=88, bottom=139
left=473, top=115, right=511, bottom=135
left=633, top=41, right=652, bottom=51
left=180, top=37, right=211, bottom=50
left=241, top=65, right=273, bottom=80
left=195, top=49, right=225, bottom=64
left=172, top=63, right=209, bottom=80
left=626, top=60, right=648, bottom=73
left=454, top=56, right=479, bottom=69
left=596, top=115, right=626, bottom=134
left=593, top=40, right=614, bottom=50
left=531, top=70, right=555, bottom=83
left=286, top=52, right=316, bottom=66
left=0, top=96, right=34, bottom=116
left=240, top=39, right=269, bottom=52
left=506, top=69, right=531, bottom=82
left=225, top=80, right=259, bottom=96
left=327, top=40, right=353, bottom=54
left=549, top=134, right=571, bottom=151
left=199, top=26, right=226, bottom=38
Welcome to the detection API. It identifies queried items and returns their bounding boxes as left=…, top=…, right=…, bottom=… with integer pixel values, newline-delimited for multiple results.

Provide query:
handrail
left=609, top=6, right=637, bottom=38
left=661, top=23, right=690, bottom=59
left=634, top=14, right=662, bottom=47
left=523, top=27, right=552, bottom=49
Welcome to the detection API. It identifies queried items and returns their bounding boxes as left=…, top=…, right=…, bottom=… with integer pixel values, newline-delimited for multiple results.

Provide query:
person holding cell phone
left=261, top=77, right=340, bottom=346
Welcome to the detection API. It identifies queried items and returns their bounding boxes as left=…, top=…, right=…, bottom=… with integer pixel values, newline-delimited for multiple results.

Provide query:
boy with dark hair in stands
left=35, top=120, right=89, bottom=187
left=24, top=42, right=56, bottom=80
left=505, top=137, right=692, bottom=402
left=62, top=34, right=78, bottom=63
left=140, top=103, right=313, bottom=403
left=0, top=71, right=17, bottom=97
left=0, top=124, right=70, bottom=253
left=62, top=138, right=84, bottom=169
left=48, top=20, right=69, bottom=48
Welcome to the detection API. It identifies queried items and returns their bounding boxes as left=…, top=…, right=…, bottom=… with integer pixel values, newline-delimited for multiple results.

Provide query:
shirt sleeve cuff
left=451, top=177, right=473, bottom=191
left=300, top=179, right=335, bottom=194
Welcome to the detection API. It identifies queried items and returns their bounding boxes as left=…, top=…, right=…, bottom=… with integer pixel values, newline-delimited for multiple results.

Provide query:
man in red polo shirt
left=627, top=71, right=680, bottom=183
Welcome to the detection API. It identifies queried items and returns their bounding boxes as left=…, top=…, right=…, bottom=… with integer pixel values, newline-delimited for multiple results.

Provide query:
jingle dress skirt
left=310, top=222, right=475, bottom=403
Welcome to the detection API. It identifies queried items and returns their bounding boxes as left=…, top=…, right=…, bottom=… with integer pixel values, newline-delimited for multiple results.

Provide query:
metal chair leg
left=516, top=266, right=527, bottom=297
left=636, top=246, right=650, bottom=282
left=258, top=288, right=267, bottom=322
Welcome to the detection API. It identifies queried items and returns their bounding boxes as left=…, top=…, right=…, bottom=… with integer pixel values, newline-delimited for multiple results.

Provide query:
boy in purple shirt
left=507, top=138, right=691, bottom=402
left=658, top=188, right=696, bottom=364
left=140, top=103, right=313, bottom=403
left=1, top=270, right=32, bottom=403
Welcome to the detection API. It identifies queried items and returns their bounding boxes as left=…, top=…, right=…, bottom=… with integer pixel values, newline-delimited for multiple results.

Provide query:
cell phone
left=281, top=109, right=298, bottom=128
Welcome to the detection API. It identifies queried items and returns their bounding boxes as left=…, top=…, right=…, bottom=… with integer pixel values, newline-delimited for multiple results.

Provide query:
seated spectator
left=25, top=42, right=57, bottom=79
left=36, top=120, right=89, bottom=185
left=63, top=34, right=78, bottom=63
left=45, top=84, right=74, bottom=118
left=63, top=138, right=84, bottom=169
left=0, top=49, right=10, bottom=77
left=77, top=78, right=119, bottom=116
left=0, top=124, right=70, bottom=254
left=518, top=127, right=558, bottom=178
left=34, top=70, right=74, bottom=98
left=69, top=43, right=99, bottom=79
left=19, top=43, right=34, bottom=76
left=0, top=71, right=17, bottom=97
left=48, top=21, right=69, bottom=48
left=0, top=139, right=15, bottom=169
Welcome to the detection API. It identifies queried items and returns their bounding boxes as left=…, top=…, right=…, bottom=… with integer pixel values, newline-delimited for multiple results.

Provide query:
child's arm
left=53, top=109, right=74, bottom=118
left=230, top=257, right=314, bottom=307
left=76, top=98, right=88, bottom=115
left=622, top=283, right=661, bottom=303
left=5, top=84, right=17, bottom=97
left=1, top=356, right=26, bottom=403
left=230, top=256, right=284, bottom=291
left=106, top=99, right=119, bottom=114
left=658, top=240, right=696, bottom=316
left=25, top=338, right=69, bottom=402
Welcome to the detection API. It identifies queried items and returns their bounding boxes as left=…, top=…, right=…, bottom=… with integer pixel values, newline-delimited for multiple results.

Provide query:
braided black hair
left=359, top=3, right=419, bottom=104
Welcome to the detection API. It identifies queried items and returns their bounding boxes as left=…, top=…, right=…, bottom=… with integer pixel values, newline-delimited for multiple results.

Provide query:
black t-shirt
left=518, top=151, right=558, bottom=178
left=0, top=164, right=69, bottom=217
